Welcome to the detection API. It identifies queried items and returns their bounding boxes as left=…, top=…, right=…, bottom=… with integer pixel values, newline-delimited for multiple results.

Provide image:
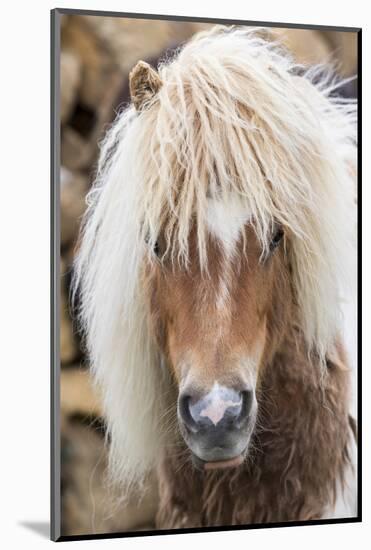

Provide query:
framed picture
left=51, top=8, right=361, bottom=542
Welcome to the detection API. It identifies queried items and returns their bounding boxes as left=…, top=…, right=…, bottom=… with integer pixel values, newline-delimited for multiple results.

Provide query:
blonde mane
left=74, top=26, right=357, bottom=490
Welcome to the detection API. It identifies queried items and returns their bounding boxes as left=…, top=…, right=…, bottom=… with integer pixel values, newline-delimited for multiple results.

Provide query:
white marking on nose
left=198, top=383, right=242, bottom=426
left=199, top=396, right=242, bottom=426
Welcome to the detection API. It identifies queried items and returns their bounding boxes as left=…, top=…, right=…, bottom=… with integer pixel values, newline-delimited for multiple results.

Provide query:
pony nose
left=179, top=385, right=253, bottom=432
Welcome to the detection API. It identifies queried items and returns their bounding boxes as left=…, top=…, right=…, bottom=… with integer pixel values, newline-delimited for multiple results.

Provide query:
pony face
left=75, top=26, right=356, bottom=487
left=146, top=212, right=289, bottom=468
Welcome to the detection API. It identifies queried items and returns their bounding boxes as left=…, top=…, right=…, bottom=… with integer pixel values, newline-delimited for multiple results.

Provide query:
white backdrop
left=0, top=0, right=369, bottom=548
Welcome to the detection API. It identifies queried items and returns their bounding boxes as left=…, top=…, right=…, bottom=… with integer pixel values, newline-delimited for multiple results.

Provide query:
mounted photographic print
left=51, top=8, right=361, bottom=542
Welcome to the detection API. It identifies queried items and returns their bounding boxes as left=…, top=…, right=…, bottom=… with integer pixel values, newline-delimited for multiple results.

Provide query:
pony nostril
left=178, top=394, right=199, bottom=433
left=236, top=390, right=254, bottom=428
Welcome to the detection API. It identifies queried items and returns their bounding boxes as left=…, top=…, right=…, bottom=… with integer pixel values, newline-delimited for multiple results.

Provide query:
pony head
left=74, top=26, right=356, bottom=488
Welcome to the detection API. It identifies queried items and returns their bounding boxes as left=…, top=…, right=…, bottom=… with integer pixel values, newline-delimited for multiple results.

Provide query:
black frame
left=51, top=7, right=362, bottom=542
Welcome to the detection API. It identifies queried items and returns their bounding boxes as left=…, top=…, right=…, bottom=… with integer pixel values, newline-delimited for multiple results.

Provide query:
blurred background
left=59, top=13, right=358, bottom=536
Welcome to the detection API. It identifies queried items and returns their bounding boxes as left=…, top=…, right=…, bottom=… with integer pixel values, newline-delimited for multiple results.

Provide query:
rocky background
left=59, top=14, right=357, bottom=536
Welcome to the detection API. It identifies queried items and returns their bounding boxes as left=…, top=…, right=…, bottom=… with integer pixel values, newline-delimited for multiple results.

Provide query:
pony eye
left=153, top=241, right=160, bottom=257
left=144, top=233, right=161, bottom=257
left=270, top=227, right=284, bottom=251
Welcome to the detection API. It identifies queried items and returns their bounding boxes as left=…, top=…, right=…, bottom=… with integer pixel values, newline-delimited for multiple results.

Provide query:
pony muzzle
left=177, top=382, right=257, bottom=469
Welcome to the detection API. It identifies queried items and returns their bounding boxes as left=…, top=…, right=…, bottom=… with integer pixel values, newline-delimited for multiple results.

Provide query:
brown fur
left=155, top=332, right=352, bottom=527
left=145, top=226, right=353, bottom=528
left=147, top=226, right=290, bottom=388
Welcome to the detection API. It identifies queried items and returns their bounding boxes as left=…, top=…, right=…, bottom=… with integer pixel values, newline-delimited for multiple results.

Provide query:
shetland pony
left=74, top=27, right=357, bottom=527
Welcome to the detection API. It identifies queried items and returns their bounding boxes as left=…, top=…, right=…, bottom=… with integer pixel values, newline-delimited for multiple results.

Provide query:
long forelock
left=74, top=26, right=356, bottom=488
left=137, top=27, right=356, bottom=354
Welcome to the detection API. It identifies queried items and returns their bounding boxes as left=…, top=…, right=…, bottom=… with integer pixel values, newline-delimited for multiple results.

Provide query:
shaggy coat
left=156, top=334, right=353, bottom=527
left=74, top=26, right=357, bottom=528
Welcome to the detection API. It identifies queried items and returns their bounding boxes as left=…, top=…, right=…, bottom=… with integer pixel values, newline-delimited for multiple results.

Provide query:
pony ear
left=129, top=60, right=162, bottom=111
